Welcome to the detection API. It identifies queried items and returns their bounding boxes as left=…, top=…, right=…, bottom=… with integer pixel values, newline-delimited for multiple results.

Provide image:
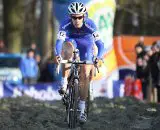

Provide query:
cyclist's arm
left=55, top=30, right=66, bottom=56
left=54, top=19, right=71, bottom=56
left=92, top=32, right=104, bottom=59
left=86, top=19, right=104, bottom=59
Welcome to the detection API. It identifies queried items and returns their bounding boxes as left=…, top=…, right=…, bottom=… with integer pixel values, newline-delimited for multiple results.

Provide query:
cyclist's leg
left=79, top=64, right=93, bottom=122
left=75, top=36, right=94, bottom=122
left=76, top=36, right=94, bottom=99
left=89, top=43, right=97, bottom=100
left=59, top=39, right=77, bottom=94
left=79, top=64, right=93, bottom=101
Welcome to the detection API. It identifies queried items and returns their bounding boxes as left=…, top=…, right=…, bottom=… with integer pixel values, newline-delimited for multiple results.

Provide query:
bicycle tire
left=67, top=78, right=79, bottom=128
left=73, top=79, right=79, bottom=126
left=67, top=86, right=74, bottom=128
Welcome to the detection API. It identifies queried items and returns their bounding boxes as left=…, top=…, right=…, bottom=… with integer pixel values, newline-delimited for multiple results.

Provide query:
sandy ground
left=0, top=96, right=159, bottom=130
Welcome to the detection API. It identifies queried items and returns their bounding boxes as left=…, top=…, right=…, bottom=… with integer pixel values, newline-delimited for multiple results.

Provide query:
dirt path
left=0, top=96, right=159, bottom=130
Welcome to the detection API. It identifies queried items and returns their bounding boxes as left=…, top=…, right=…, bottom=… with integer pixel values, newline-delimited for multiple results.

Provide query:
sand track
left=0, top=96, right=159, bottom=130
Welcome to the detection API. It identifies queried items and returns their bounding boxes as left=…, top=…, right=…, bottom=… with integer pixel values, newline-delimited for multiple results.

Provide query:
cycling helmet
left=68, top=2, right=87, bottom=15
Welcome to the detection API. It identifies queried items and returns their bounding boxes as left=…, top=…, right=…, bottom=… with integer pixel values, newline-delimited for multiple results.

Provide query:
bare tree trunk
left=23, top=0, right=37, bottom=48
left=3, top=0, right=24, bottom=53
left=114, top=0, right=129, bottom=35
left=38, top=0, right=52, bottom=67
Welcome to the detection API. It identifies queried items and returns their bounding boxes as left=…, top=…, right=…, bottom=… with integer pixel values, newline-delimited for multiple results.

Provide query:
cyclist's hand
left=94, top=57, right=99, bottom=67
left=94, top=57, right=104, bottom=67
left=93, top=57, right=104, bottom=74
left=55, top=55, right=62, bottom=64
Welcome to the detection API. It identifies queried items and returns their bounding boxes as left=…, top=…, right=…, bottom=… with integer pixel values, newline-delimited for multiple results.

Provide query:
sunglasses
left=71, top=16, right=84, bottom=20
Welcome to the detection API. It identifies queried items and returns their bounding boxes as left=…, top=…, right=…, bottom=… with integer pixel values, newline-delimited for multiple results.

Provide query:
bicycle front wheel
left=67, top=78, right=79, bottom=128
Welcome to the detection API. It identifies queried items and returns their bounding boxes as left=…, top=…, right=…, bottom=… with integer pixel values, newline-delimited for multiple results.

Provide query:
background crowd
left=135, top=38, right=160, bottom=103
left=0, top=41, right=54, bottom=85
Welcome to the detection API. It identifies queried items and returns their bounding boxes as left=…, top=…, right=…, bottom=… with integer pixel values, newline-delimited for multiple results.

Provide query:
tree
left=23, top=0, right=37, bottom=48
left=38, top=0, right=52, bottom=67
left=3, top=0, right=24, bottom=53
left=114, top=0, right=160, bottom=35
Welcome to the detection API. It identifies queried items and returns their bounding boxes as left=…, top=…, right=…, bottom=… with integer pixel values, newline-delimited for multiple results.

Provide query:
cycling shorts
left=65, top=35, right=95, bottom=61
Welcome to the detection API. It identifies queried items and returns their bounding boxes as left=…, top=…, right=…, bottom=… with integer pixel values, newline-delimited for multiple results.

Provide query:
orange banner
left=113, top=35, right=160, bottom=70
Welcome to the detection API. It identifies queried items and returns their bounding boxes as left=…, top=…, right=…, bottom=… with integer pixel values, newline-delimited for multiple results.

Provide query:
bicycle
left=57, top=49, right=99, bottom=128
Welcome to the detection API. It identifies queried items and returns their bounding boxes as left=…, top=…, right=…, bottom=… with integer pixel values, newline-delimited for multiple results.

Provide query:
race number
left=57, top=31, right=66, bottom=41
left=92, top=32, right=100, bottom=41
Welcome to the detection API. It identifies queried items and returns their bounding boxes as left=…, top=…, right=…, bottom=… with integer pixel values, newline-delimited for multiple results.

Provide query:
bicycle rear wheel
left=67, top=78, right=79, bottom=128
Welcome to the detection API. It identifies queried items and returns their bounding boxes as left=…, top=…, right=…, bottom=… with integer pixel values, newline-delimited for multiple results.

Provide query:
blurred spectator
left=30, top=42, right=41, bottom=64
left=151, top=41, right=159, bottom=53
left=135, top=38, right=145, bottom=57
left=136, top=57, right=143, bottom=80
left=148, top=42, right=160, bottom=102
left=35, top=54, right=41, bottom=65
left=0, top=41, right=8, bottom=53
left=135, top=40, right=160, bottom=102
left=145, top=46, right=152, bottom=57
left=38, top=59, right=53, bottom=82
left=30, top=42, right=39, bottom=55
left=135, top=38, right=149, bottom=100
left=141, top=52, right=150, bottom=100
left=136, top=56, right=147, bottom=100
left=20, top=49, right=39, bottom=85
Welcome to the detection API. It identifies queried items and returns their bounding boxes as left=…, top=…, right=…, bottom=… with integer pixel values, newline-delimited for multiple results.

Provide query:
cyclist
left=55, top=2, right=104, bottom=123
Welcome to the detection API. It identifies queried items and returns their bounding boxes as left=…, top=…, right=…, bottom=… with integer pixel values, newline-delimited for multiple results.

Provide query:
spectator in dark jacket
left=135, top=45, right=144, bottom=58
left=148, top=42, right=160, bottom=102
left=136, top=55, right=148, bottom=100
left=135, top=37, right=145, bottom=57
left=20, top=49, right=39, bottom=85
left=141, top=52, right=150, bottom=100
left=135, top=38, right=149, bottom=100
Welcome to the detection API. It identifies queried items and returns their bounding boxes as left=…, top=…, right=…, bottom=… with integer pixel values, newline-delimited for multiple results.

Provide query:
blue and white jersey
left=55, top=17, right=104, bottom=59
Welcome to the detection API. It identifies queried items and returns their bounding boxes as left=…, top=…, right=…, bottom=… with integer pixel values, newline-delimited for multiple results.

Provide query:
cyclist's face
left=71, top=14, right=84, bottom=28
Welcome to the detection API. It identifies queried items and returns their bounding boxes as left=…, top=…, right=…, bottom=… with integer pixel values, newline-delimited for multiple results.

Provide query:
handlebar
left=56, top=59, right=101, bottom=76
left=59, top=60, right=94, bottom=64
